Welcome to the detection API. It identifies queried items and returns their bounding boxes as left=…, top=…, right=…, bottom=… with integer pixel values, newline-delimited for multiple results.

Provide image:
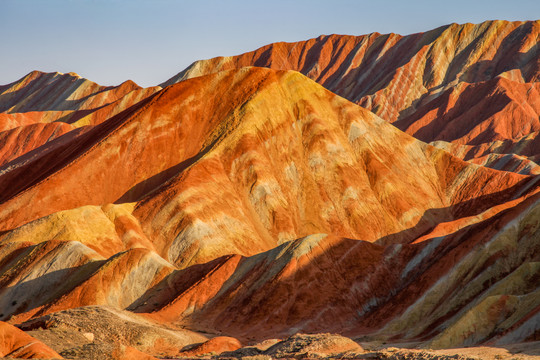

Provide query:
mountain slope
left=0, top=68, right=534, bottom=267
left=131, top=191, right=540, bottom=346
left=163, top=20, right=540, bottom=171
left=0, top=71, right=160, bottom=169
left=0, top=321, right=61, bottom=359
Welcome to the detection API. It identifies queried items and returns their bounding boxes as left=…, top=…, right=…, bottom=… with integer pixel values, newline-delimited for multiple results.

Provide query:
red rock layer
left=0, top=122, right=74, bottom=166
left=433, top=133, right=540, bottom=165
left=395, top=77, right=540, bottom=145
left=0, top=71, right=143, bottom=114
left=178, top=336, right=242, bottom=356
left=131, top=189, right=540, bottom=347
left=0, top=321, right=62, bottom=359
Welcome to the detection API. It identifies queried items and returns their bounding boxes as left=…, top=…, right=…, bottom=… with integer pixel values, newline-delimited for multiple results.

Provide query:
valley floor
left=15, top=323, right=540, bottom=360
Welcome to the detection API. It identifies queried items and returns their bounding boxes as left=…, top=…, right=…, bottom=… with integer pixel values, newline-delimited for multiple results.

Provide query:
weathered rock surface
left=0, top=71, right=159, bottom=168
left=18, top=306, right=206, bottom=359
left=131, top=189, right=540, bottom=344
left=0, top=71, right=158, bottom=120
left=263, top=333, right=363, bottom=358
left=178, top=336, right=242, bottom=356
left=0, top=20, right=539, bottom=360
left=2, top=68, right=537, bottom=339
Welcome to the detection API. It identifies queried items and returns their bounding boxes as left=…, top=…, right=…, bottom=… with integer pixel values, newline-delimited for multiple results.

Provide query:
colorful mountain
left=0, top=20, right=539, bottom=359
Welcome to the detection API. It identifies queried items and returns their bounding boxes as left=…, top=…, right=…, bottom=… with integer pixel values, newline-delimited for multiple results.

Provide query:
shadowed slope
left=433, top=134, right=540, bottom=174
left=0, top=122, right=74, bottom=166
left=135, top=67, right=536, bottom=267
left=395, top=76, right=540, bottom=145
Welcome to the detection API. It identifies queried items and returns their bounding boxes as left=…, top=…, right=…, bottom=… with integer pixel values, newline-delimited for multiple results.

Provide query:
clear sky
left=1, top=0, right=539, bottom=87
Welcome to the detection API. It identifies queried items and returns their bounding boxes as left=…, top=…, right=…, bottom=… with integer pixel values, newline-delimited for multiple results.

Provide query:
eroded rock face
left=0, top=21, right=539, bottom=359
left=131, top=193, right=540, bottom=343
left=1, top=67, right=531, bottom=266
left=264, top=333, right=363, bottom=358
left=0, top=71, right=160, bottom=169
left=162, top=20, right=540, bottom=173
left=0, top=321, right=62, bottom=359
left=178, top=336, right=242, bottom=356
left=1, top=68, right=537, bottom=337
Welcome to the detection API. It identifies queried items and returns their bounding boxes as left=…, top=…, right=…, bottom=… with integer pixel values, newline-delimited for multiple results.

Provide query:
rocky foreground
left=2, top=321, right=540, bottom=360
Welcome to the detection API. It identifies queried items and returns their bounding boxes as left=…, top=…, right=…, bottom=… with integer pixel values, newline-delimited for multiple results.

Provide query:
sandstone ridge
left=0, top=21, right=539, bottom=359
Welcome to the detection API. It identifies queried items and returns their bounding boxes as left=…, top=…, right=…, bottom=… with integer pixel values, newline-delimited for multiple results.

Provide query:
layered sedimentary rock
left=0, top=68, right=534, bottom=265
left=0, top=71, right=159, bottom=168
left=432, top=140, right=540, bottom=175
left=0, top=21, right=539, bottom=359
left=0, top=70, right=158, bottom=120
left=0, top=321, right=61, bottom=359
left=163, top=20, right=540, bottom=173
left=18, top=306, right=206, bottom=359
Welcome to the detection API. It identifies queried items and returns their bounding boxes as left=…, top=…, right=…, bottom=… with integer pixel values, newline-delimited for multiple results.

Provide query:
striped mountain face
left=164, top=20, right=540, bottom=174
left=0, top=20, right=539, bottom=360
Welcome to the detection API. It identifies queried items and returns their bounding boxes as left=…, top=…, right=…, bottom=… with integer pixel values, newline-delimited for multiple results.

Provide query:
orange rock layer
left=0, top=321, right=61, bottom=359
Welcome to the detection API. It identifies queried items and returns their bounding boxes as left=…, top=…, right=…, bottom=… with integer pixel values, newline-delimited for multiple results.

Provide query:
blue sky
left=1, top=0, right=539, bottom=87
